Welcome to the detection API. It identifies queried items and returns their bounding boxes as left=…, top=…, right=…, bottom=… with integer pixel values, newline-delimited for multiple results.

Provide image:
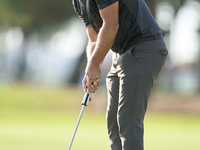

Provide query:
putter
left=68, top=90, right=90, bottom=150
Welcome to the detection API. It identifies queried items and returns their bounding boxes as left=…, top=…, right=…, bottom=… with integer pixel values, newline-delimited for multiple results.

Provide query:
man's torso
left=73, top=0, right=162, bottom=54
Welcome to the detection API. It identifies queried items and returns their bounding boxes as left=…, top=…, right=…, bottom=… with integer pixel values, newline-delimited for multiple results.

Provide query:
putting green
left=0, top=84, right=200, bottom=150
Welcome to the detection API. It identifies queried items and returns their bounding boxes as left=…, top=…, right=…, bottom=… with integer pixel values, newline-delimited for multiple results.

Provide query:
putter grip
left=82, top=92, right=90, bottom=106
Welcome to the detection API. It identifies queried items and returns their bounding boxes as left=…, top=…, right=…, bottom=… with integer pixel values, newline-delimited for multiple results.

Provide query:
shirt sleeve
left=95, top=0, right=118, bottom=10
left=81, top=17, right=90, bottom=27
left=73, top=0, right=90, bottom=27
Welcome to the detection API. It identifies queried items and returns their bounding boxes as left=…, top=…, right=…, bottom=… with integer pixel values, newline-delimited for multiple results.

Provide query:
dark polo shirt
left=73, top=0, right=162, bottom=54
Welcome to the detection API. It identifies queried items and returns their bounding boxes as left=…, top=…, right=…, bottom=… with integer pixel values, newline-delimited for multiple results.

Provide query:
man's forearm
left=86, top=41, right=96, bottom=61
left=89, top=23, right=119, bottom=66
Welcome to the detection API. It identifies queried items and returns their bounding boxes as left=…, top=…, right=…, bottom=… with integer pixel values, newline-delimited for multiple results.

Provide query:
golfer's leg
left=106, top=71, right=122, bottom=150
left=117, top=39, right=167, bottom=150
left=117, top=65, right=145, bottom=150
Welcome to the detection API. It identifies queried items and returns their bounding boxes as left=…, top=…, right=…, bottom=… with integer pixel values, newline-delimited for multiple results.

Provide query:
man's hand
left=82, top=62, right=101, bottom=94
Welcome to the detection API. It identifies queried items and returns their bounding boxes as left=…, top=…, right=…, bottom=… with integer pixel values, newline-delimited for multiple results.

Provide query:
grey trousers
left=106, top=38, right=168, bottom=150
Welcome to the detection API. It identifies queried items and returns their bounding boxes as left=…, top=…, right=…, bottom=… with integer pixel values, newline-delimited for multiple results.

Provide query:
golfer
left=73, top=0, right=168, bottom=149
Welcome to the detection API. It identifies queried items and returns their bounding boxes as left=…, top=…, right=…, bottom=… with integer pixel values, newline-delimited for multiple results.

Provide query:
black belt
left=137, top=34, right=163, bottom=44
left=119, top=34, right=163, bottom=54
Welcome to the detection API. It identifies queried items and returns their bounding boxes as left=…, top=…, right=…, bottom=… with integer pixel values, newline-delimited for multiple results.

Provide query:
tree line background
left=0, top=0, right=200, bottom=96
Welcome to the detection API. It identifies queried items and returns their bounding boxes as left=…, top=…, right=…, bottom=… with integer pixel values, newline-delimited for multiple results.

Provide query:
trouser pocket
left=158, top=49, right=168, bottom=56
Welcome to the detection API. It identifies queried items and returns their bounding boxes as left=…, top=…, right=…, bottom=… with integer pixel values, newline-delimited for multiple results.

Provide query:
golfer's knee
left=117, top=116, right=144, bottom=137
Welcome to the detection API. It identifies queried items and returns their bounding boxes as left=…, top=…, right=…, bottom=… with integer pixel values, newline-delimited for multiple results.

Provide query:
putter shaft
left=68, top=105, right=85, bottom=150
left=68, top=92, right=90, bottom=150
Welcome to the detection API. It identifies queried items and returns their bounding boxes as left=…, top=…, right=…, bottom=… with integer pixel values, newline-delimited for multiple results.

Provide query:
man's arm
left=82, top=25, right=98, bottom=93
left=89, top=1, right=119, bottom=66
left=84, top=1, right=119, bottom=94
left=86, top=25, right=98, bottom=60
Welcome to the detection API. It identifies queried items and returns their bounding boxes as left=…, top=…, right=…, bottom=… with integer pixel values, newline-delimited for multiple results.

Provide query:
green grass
left=0, top=84, right=200, bottom=150
left=0, top=112, right=109, bottom=150
left=144, top=113, right=200, bottom=150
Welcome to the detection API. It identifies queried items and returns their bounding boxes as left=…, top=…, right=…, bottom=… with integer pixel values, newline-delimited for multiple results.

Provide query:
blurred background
left=0, top=0, right=200, bottom=150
